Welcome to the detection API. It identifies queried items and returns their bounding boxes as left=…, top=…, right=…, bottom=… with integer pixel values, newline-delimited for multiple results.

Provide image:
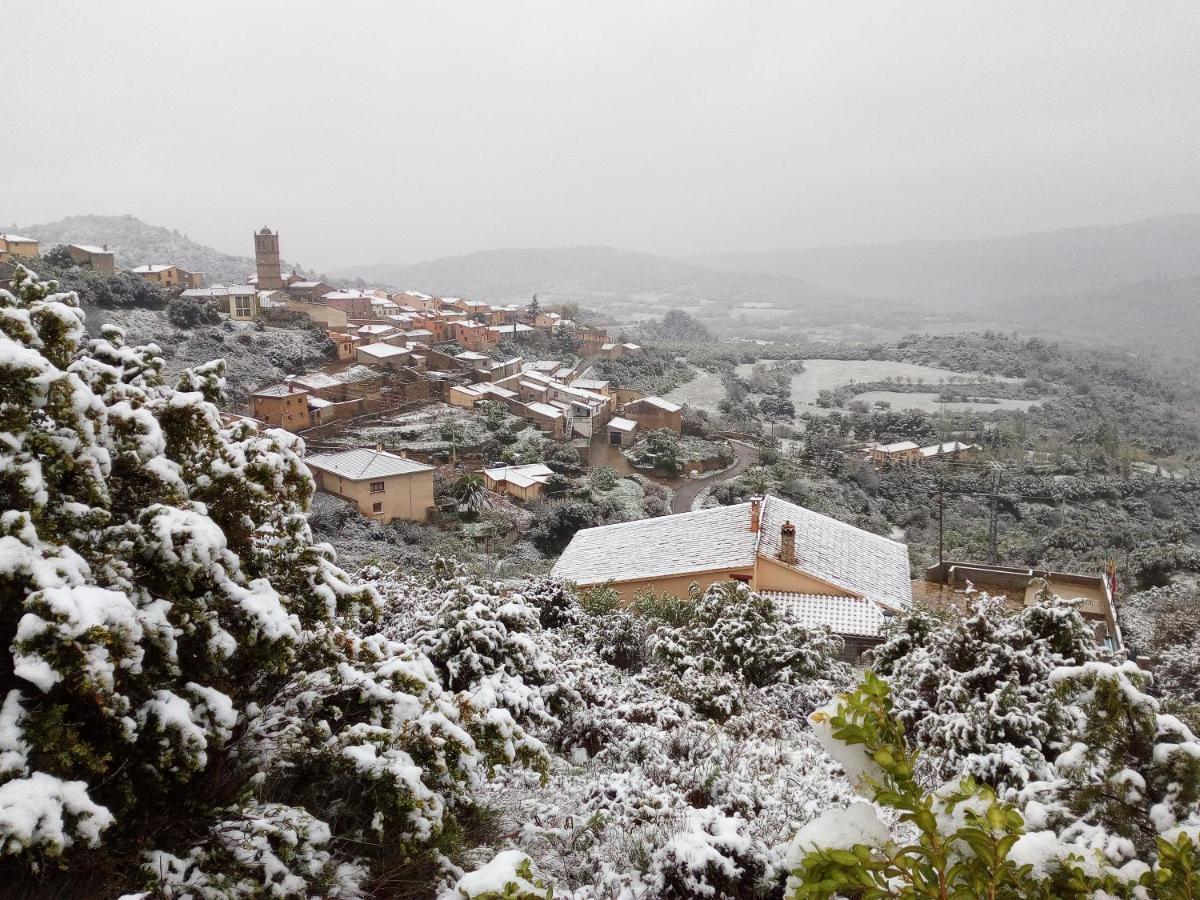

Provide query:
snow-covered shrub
left=787, top=671, right=1200, bottom=898
left=649, top=581, right=849, bottom=690
left=870, top=593, right=1099, bottom=788
left=649, top=808, right=779, bottom=898
left=0, top=270, right=543, bottom=892
left=518, top=576, right=584, bottom=629
left=592, top=610, right=646, bottom=671
left=442, top=850, right=551, bottom=899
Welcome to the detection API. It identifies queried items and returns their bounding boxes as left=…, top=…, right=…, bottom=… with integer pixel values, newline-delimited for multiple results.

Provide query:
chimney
left=779, top=520, right=797, bottom=565
left=375, top=442, right=384, bottom=452
left=749, top=496, right=762, bottom=533
left=102, top=244, right=108, bottom=252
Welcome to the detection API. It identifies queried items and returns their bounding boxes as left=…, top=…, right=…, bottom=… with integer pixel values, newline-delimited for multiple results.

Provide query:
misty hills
left=333, top=246, right=917, bottom=334
left=15, top=215, right=311, bottom=285
left=690, top=214, right=1200, bottom=312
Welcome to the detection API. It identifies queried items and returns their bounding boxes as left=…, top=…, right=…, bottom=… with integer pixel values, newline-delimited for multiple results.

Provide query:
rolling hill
left=691, top=214, right=1200, bottom=313
left=15, top=215, right=313, bottom=285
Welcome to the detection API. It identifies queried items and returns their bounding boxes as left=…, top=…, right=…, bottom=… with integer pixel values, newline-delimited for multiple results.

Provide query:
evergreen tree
left=0, top=268, right=544, bottom=892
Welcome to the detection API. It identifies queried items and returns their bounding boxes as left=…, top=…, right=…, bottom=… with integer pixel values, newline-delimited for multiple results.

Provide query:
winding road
left=670, top=441, right=759, bottom=514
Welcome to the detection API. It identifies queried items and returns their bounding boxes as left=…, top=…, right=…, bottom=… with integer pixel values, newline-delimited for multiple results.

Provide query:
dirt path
left=670, top=441, right=759, bottom=513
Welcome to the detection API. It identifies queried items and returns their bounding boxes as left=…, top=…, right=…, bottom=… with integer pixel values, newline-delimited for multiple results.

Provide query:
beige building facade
left=305, top=448, right=434, bottom=523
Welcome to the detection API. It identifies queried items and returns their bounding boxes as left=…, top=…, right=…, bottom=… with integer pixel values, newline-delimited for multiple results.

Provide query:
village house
left=304, top=448, right=434, bottom=523
left=325, top=294, right=375, bottom=320
left=525, top=401, right=567, bottom=440
left=452, top=320, right=500, bottom=352
left=482, top=463, right=555, bottom=501
left=868, top=441, right=922, bottom=468
left=328, top=331, right=361, bottom=361
left=552, top=495, right=913, bottom=658
left=355, top=323, right=402, bottom=344
left=487, top=323, right=536, bottom=342
left=67, top=243, right=115, bottom=274
left=0, top=233, right=40, bottom=260
left=533, top=311, right=563, bottom=330
left=920, top=561, right=1121, bottom=649
left=250, top=383, right=312, bottom=430
left=391, top=290, right=440, bottom=312
left=918, top=441, right=980, bottom=462
left=285, top=280, right=336, bottom=302
left=606, top=415, right=639, bottom=447
left=619, top=396, right=683, bottom=434
left=285, top=299, right=350, bottom=328
left=570, top=378, right=612, bottom=397
left=448, top=382, right=519, bottom=409
left=130, top=264, right=204, bottom=290
left=356, top=342, right=412, bottom=370
left=181, top=284, right=259, bottom=320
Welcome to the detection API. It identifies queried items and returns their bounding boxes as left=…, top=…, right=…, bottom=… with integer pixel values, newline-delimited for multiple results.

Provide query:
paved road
left=670, top=441, right=759, bottom=514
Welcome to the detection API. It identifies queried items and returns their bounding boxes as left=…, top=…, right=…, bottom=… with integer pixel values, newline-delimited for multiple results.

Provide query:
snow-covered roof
left=764, top=592, right=888, bottom=638
left=622, top=343, right=642, bottom=350
left=551, top=495, right=912, bottom=612
left=455, top=351, right=490, bottom=362
left=876, top=441, right=919, bottom=453
left=357, top=343, right=410, bottom=359
left=919, top=441, right=977, bottom=457
left=290, top=372, right=341, bottom=390
left=526, top=401, right=564, bottom=419
left=572, top=379, right=609, bottom=391
left=331, top=365, right=384, bottom=384
left=69, top=243, right=110, bottom=254
left=608, top=416, right=638, bottom=432
left=601, top=343, right=617, bottom=351
left=637, top=396, right=682, bottom=413
left=305, top=448, right=433, bottom=480
left=290, top=281, right=321, bottom=288
left=130, top=264, right=176, bottom=273
left=526, top=360, right=562, bottom=372
left=0, top=233, right=37, bottom=244
left=552, top=504, right=759, bottom=586
left=488, top=323, right=535, bottom=334
left=253, top=383, right=306, bottom=398
left=357, top=324, right=397, bottom=335
left=483, top=463, right=554, bottom=489
left=307, top=397, right=334, bottom=409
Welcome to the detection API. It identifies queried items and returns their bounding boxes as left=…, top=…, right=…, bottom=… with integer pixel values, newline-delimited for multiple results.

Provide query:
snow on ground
left=86, top=306, right=332, bottom=404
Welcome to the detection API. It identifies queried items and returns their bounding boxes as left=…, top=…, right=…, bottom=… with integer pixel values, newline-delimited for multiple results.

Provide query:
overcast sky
left=4, top=1, right=1198, bottom=270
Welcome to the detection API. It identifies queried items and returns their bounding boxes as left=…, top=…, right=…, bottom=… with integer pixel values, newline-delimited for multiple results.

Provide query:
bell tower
left=254, top=226, right=282, bottom=290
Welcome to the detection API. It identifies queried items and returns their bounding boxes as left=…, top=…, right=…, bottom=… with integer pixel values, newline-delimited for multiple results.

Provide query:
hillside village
left=3, top=222, right=1200, bottom=897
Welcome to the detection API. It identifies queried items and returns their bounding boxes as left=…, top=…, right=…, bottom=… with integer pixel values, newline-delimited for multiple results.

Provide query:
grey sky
left=4, top=1, right=1198, bottom=270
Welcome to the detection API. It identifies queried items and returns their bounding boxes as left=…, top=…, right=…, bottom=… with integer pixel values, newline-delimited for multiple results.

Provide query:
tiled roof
left=550, top=495, right=912, bottom=611
left=763, top=592, right=887, bottom=638
left=638, top=396, right=682, bottom=413
left=526, top=401, right=564, bottom=419
left=290, top=372, right=341, bottom=390
left=305, top=448, right=432, bottom=480
left=551, top=503, right=759, bottom=586
left=757, top=496, right=912, bottom=610
left=357, top=343, right=409, bottom=358
left=484, top=463, right=554, bottom=489
left=253, top=383, right=305, bottom=398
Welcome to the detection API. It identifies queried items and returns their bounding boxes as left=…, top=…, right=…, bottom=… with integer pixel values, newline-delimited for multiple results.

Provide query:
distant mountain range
left=14, top=212, right=1200, bottom=357
left=14, top=215, right=312, bottom=285
left=689, top=214, right=1200, bottom=312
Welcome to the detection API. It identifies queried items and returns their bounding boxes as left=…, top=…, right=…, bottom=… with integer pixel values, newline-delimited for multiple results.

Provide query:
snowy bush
left=870, top=593, right=1100, bottom=788
left=788, top=670, right=1200, bottom=898
left=649, top=581, right=849, bottom=691
left=0, top=270, right=543, bottom=892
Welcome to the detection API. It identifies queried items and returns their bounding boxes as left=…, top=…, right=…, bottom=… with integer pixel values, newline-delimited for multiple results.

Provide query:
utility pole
left=987, top=464, right=1002, bottom=565
left=938, top=478, right=946, bottom=584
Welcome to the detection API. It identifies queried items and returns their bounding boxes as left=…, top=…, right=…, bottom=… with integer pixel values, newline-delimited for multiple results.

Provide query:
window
left=372, top=502, right=383, bottom=513
left=369, top=481, right=385, bottom=493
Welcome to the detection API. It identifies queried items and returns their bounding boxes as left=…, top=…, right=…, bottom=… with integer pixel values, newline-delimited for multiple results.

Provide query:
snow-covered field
left=662, top=367, right=725, bottom=412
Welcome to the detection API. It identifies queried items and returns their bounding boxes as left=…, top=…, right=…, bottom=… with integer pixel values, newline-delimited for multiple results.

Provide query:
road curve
left=670, top=440, right=759, bottom=514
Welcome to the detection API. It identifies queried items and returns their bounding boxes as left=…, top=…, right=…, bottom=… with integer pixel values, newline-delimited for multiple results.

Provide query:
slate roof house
left=552, top=495, right=912, bottom=657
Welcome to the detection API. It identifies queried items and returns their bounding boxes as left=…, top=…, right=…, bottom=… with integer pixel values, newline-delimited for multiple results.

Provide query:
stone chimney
left=779, top=520, right=797, bottom=565
left=749, top=496, right=762, bottom=533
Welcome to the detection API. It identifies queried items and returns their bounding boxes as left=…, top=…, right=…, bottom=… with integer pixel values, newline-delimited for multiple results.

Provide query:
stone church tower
left=254, top=227, right=283, bottom=290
